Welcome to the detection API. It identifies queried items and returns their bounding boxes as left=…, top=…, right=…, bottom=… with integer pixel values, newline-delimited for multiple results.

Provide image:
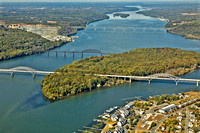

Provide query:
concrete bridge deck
left=0, top=67, right=199, bottom=86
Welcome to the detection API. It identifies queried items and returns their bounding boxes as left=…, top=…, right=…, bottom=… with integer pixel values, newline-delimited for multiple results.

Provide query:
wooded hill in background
left=138, top=3, right=200, bottom=40
left=0, top=27, right=67, bottom=61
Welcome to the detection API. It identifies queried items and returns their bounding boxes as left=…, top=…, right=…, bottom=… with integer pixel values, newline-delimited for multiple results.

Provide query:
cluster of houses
left=189, top=110, right=198, bottom=133
left=107, top=102, right=134, bottom=133
left=0, top=24, right=24, bottom=29
left=178, top=98, right=200, bottom=108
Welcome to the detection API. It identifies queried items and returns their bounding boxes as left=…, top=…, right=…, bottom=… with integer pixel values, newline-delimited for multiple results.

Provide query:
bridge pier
left=73, top=52, right=74, bottom=58
left=64, top=52, right=66, bottom=57
left=81, top=52, right=83, bottom=58
left=197, top=81, right=199, bottom=87
left=56, top=51, right=58, bottom=56
left=33, top=73, right=36, bottom=78
left=94, top=28, right=96, bottom=32
left=129, top=78, right=132, bottom=83
left=11, top=71, right=14, bottom=77
left=148, top=79, right=152, bottom=84
left=47, top=51, right=49, bottom=56
left=176, top=81, right=178, bottom=86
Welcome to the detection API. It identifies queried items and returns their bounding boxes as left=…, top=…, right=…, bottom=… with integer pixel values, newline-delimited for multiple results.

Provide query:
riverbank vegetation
left=42, top=48, right=200, bottom=100
left=138, top=3, right=200, bottom=39
left=0, top=27, right=67, bottom=61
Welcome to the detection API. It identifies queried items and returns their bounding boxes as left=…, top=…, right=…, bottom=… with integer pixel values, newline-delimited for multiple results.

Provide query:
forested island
left=0, top=27, right=68, bottom=61
left=113, top=13, right=130, bottom=18
left=138, top=3, right=200, bottom=40
left=42, top=48, right=200, bottom=101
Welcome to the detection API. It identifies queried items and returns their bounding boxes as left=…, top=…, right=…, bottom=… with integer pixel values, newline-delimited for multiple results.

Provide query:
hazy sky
left=1, top=0, right=199, bottom=2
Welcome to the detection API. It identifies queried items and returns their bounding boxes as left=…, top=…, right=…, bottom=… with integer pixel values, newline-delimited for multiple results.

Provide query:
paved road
left=151, top=115, right=168, bottom=133
left=185, top=107, right=189, bottom=133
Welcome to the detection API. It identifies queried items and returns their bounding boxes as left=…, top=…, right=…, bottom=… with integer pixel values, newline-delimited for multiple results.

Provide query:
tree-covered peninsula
left=138, top=3, right=200, bottom=40
left=42, top=48, right=200, bottom=101
left=0, top=27, right=68, bottom=61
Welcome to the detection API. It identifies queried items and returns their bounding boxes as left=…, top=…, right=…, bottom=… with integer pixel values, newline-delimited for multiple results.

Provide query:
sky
left=0, top=0, right=199, bottom=2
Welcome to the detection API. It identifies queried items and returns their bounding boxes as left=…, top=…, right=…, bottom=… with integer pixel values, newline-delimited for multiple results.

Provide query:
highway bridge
left=0, top=66, right=199, bottom=87
left=94, top=73, right=200, bottom=87
left=69, top=26, right=172, bottom=32
left=0, top=66, right=54, bottom=78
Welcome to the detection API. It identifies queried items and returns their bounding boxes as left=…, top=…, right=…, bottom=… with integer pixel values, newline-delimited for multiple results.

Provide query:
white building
left=124, top=102, right=134, bottom=110
left=117, top=118, right=127, bottom=127
left=159, top=104, right=177, bottom=113
left=111, top=112, right=120, bottom=121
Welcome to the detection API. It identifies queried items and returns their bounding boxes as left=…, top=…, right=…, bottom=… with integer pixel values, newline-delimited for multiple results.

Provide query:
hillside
left=138, top=3, right=200, bottom=40
left=42, top=48, right=200, bottom=101
left=0, top=27, right=68, bottom=61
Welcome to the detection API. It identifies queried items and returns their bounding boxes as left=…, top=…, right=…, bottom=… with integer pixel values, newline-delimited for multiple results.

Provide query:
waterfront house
left=124, top=102, right=134, bottom=110
left=111, top=112, right=120, bottom=121
left=117, top=117, right=127, bottom=127
left=119, top=108, right=129, bottom=117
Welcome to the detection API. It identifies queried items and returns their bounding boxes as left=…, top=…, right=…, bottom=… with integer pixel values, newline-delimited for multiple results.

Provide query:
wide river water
left=0, top=7, right=200, bottom=133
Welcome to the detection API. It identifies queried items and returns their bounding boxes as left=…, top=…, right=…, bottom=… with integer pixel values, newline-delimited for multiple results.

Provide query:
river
left=0, top=7, right=200, bottom=133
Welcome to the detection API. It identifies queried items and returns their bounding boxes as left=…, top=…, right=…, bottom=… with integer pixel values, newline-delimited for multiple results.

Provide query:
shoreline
left=83, top=90, right=200, bottom=133
left=137, top=9, right=200, bottom=41
left=43, top=67, right=200, bottom=102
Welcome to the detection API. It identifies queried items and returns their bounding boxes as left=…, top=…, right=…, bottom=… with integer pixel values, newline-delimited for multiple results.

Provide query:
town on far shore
left=82, top=91, right=200, bottom=133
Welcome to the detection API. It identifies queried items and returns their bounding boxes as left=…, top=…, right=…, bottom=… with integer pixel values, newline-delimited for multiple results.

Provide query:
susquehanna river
left=0, top=7, right=200, bottom=133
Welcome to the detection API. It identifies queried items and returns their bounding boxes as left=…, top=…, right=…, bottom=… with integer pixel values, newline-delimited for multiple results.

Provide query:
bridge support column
left=11, top=71, right=14, bottom=77
left=176, top=81, right=178, bottom=86
left=47, top=51, right=49, bottom=56
left=64, top=52, right=66, bottom=57
left=94, top=28, right=96, bottom=32
left=33, top=73, right=35, bottom=78
left=81, top=52, right=83, bottom=58
left=129, top=78, right=132, bottom=83
left=56, top=51, right=58, bottom=56
left=197, top=81, right=199, bottom=87
left=73, top=52, right=74, bottom=58
left=149, top=80, right=151, bottom=84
